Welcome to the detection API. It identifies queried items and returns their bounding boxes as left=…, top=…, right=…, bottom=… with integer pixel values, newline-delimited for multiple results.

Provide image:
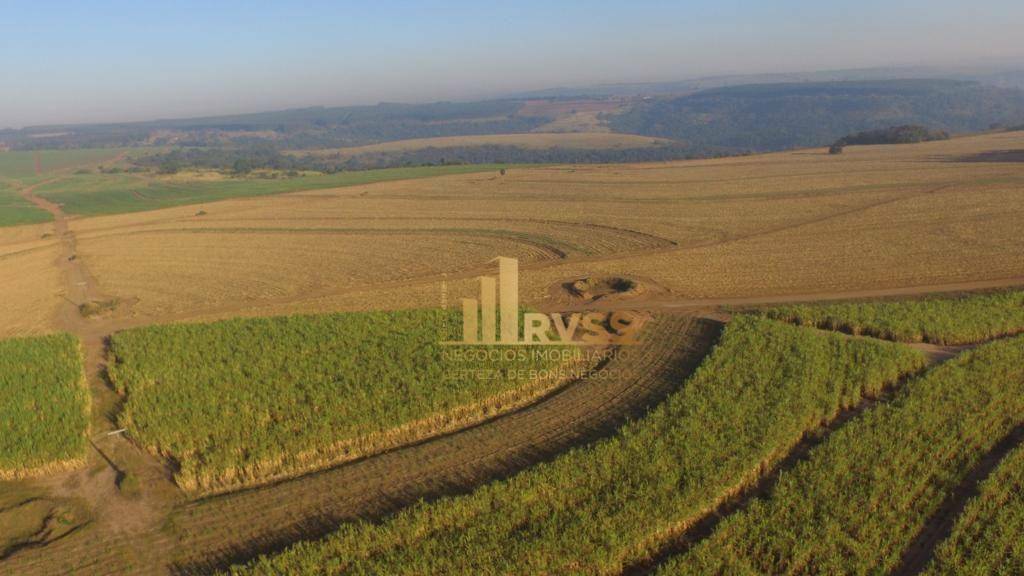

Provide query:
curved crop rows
left=109, top=309, right=576, bottom=494
left=657, top=333, right=1024, bottom=575
left=226, top=317, right=923, bottom=575
left=923, top=441, right=1024, bottom=575
left=0, top=315, right=714, bottom=575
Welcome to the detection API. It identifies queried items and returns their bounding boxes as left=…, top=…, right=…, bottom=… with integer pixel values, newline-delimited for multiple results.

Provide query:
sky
left=1, top=0, right=1023, bottom=128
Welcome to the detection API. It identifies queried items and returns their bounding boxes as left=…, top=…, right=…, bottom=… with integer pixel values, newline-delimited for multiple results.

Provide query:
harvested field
left=32, top=131, right=1020, bottom=326
left=518, top=99, right=630, bottom=132
left=295, top=132, right=670, bottom=157
left=76, top=227, right=560, bottom=319
left=0, top=245, right=64, bottom=338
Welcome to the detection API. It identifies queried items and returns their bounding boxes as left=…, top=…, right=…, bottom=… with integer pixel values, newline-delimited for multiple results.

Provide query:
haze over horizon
left=2, top=0, right=1023, bottom=129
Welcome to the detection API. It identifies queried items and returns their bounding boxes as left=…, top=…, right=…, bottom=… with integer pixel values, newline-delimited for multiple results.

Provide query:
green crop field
left=31, top=164, right=509, bottom=217
left=0, top=182, right=51, bottom=226
left=226, top=316, right=924, bottom=575
left=659, top=333, right=1024, bottom=575
left=0, top=148, right=127, bottom=182
left=108, top=309, right=575, bottom=493
left=0, top=334, right=88, bottom=479
left=924, top=442, right=1024, bottom=575
left=762, top=289, right=1024, bottom=345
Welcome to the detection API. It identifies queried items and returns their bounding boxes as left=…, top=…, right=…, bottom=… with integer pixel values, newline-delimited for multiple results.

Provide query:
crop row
left=761, top=289, right=1024, bottom=345
left=0, top=334, right=88, bottom=478
left=226, top=316, right=924, bottom=574
left=658, top=333, right=1024, bottom=574
left=923, top=440, right=1024, bottom=575
left=108, top=309, right=577, bottom=493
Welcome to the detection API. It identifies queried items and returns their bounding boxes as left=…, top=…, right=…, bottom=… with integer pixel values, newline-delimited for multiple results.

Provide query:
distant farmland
left=294, top=131, right=671, bottom=157
left=27, top=164, right=508, bottom=217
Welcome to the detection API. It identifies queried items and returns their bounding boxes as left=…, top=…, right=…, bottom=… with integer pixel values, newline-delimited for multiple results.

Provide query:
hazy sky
left=2, top=0, right=1022, bottom=128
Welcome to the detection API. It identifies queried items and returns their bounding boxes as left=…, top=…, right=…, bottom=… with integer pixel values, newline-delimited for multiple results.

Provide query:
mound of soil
left=78, top=299, right=120, bottom=319
left=564, top=276, right=643, bottom=303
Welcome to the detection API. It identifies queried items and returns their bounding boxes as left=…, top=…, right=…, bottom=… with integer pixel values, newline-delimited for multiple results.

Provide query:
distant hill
left=509, top=66, right=1024, bottom=99
left=6, top=77, right=1024, bottom=167
left=2, top=100, right=548, bottom=150
left=608, top=80, right=1024, bottom=152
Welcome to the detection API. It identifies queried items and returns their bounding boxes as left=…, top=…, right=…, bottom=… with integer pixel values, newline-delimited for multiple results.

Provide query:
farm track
left=11, top=174, right=186, bottom=573
left=0, top=315, right=717, bottom=575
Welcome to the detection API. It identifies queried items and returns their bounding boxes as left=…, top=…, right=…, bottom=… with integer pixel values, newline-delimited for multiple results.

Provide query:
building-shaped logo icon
left=461, top=257, right=519, bottom=344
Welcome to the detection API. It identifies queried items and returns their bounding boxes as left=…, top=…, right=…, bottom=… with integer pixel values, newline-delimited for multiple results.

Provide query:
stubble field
left=2, top=131, right=1020, bottom=336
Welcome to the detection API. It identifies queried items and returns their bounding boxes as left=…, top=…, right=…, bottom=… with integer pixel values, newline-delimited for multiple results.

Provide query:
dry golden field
left=0, top=244, right=63, bottom=337
left=292, top=131, right=669, bottom=157
left=518, top=98, right=628, bottom=132
left=1, top=131, right=1022, bottom=335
